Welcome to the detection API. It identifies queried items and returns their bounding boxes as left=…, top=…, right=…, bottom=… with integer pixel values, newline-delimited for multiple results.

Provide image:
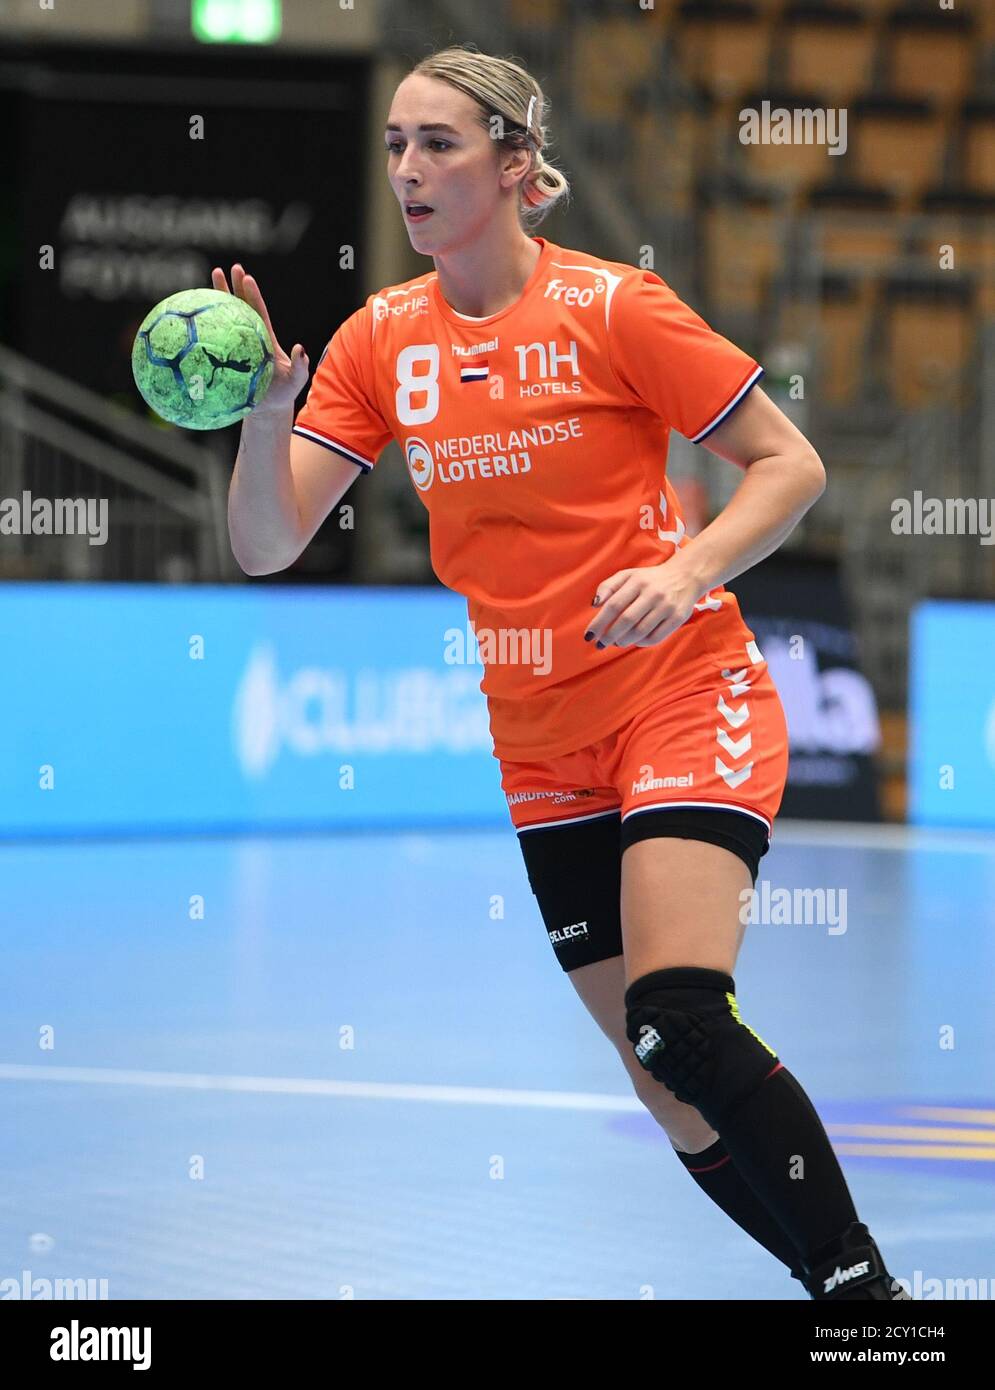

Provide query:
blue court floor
left=2, top=821, right=994, bottom=1300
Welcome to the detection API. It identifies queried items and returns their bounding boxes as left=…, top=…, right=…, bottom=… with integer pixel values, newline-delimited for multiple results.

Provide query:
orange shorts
left=499, top=661, right=790, bottom=841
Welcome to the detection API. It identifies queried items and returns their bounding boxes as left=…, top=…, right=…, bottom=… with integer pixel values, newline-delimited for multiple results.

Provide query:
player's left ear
left=499, top=144, right=532, bottom=191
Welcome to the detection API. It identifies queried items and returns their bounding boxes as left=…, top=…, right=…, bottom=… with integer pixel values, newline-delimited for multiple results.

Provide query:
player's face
left=385, top=75, right=525, bottom=254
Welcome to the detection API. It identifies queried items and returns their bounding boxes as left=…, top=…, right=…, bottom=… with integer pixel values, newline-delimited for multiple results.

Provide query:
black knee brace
left=624, top=966, right=781, bottom=1131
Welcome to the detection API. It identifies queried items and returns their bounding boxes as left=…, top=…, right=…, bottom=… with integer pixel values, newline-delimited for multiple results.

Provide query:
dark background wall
left=0, top=40, right=369, bottom=411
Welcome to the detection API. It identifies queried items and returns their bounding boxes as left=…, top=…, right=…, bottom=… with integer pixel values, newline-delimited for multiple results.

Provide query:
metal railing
left=0, top=343, right=234, bottom=582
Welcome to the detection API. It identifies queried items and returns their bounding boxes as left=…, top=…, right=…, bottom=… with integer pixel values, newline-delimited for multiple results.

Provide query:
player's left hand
left=585, top=558, right=703, bottom=648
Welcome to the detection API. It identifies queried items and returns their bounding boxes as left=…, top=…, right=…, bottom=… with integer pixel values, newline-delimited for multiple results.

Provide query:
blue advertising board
left=1, top=584, right=506, bottom=836
left=909, top=600, right=995, bottom=828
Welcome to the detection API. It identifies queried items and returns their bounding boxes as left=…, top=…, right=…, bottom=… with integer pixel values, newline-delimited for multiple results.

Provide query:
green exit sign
left=191, top=0, right=282, bottom=43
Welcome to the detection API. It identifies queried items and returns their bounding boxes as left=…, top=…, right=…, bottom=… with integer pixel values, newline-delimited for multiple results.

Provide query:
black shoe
left=799, top=1222, right=911, bottom=1300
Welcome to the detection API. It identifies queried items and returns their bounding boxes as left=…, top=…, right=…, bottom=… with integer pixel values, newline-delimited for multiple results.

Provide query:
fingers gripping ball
left=624, top=966, right=781, bottom=1129
left=132, top=288, right=275, bottom=429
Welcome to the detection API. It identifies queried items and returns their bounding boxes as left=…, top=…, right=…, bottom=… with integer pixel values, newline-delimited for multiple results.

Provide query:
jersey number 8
left=395, top=344, right=441, bottom=426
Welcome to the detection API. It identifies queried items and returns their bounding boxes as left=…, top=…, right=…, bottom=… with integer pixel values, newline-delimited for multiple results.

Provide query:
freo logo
left=405, top=436, right=434, bottom=491
left=543, top=277, right=606, bottom=307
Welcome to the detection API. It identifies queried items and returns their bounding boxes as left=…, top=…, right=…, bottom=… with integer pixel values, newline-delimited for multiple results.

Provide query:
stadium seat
left=839, top=0, right=895, bottom=13
left=778, top=275, right=874, bottom=405
left=736, top=88, right=845, bottom=196
left=635, top=0, right=683, bottom=27
left=508, top=0, right=564, bottom=31
left=702, top=192, right=783, bottom=311
left=963, top=103, right=995, bottom=196
left=819, top=220, right=902, bottom=276
left=883, top=274, right=975, bottom=406
left=850, top=96, right=949, bottom=202
left=676, top=0, right=771, bottom=100
left=783, top=3, right=876, bottom=105
left=816, top=275, right=876, bottom=404
left=918, top=190, right=995, bottom=301
left=887, top=8, right=975, bottom=108
left=805, top=185, right=902, bottom=280
left=632, top=105, right=700, bottom=214
left=570, top=14, right=664, bottom=123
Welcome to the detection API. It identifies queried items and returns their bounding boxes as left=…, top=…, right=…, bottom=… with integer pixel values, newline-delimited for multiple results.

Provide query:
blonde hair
left=410, top=44, right=570, bottom=231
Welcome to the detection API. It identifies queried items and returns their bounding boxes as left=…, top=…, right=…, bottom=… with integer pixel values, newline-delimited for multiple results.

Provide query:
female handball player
left=218, top=45, right=906, bottom=1302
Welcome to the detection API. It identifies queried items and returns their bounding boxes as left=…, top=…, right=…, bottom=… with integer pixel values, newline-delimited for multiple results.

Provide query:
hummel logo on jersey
left=548, top=920, right=589, bottom=946
left=543, top=277, right=606, bottom=307
left=632, top=772, right=694, bottom=793
left=634, top=1026, right=664, bottom=1063
left=451, top=340, right=498, bottom=357
left=823, top=1260, right=871, bottom=1293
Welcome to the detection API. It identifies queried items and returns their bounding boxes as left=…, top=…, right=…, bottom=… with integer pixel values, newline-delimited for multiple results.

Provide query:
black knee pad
left=517, top=812, right=623, bottom=971
left=624, top=966, right=781, bottom=1130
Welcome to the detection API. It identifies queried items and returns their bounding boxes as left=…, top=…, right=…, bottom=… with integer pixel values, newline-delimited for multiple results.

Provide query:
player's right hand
left=211, top=264, right=310, bottom=415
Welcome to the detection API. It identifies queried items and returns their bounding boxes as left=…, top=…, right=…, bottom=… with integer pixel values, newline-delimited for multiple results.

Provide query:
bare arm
left=666, top=385, right=826, bottom=595
left=213, top=262, right=366, bottom=576
left=587, top=387, right=826, bottom=647
left=228, top=406, right=300, bottom=574
left=228, top=412, right=365, bottom=575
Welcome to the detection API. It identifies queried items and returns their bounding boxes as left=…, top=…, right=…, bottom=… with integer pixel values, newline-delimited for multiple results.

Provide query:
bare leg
left=567, top=953, right=718, bottom=1152
left=619, top=836, right=868, bottom=1278
left=566, top=950, right=804, bottom=1275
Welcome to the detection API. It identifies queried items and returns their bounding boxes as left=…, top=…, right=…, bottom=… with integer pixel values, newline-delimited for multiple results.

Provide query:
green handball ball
left=132, top=288, right=275, bottom=429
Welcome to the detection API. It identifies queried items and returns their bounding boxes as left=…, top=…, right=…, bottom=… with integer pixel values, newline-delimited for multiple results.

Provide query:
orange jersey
left=293, top=237, right=766, bottom=761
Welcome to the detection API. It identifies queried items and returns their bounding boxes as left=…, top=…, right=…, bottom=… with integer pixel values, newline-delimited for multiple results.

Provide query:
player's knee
left=628, top=1069, right=717, bottom=1150
left=624, top=966, right=781, bottom=1132
left=625, top=1054, right=678, bottom=1117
